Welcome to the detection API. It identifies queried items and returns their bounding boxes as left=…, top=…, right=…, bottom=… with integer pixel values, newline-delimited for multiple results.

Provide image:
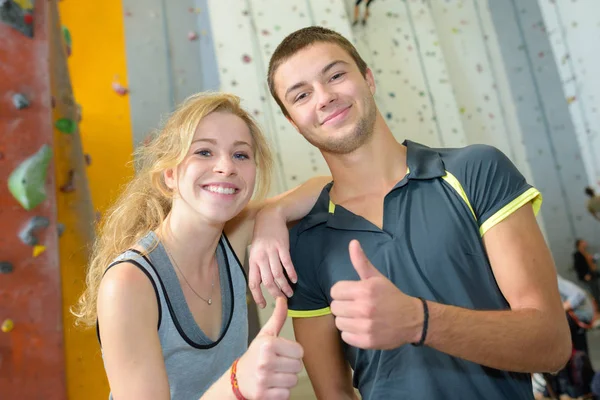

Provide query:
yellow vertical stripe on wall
left=57, top=1, right=134, bottom=398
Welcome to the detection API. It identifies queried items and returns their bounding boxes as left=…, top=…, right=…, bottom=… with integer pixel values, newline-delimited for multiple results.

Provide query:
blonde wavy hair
left=72, top=92, right=273, bottom=327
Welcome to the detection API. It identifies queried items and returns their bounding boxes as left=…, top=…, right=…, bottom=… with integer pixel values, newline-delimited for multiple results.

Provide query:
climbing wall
left=487, top=0, right=597, bottom=272
left=0, top=0, right=66, bottom=397
left=539, top=0, right=600, bottom=190
left=0, top=0, right=97, bottom=397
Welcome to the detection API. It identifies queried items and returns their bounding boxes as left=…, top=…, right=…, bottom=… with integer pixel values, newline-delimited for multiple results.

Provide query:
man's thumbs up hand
left=330, top=240, right=424, bottom=350
left=349, top=240, right=383, bottom=280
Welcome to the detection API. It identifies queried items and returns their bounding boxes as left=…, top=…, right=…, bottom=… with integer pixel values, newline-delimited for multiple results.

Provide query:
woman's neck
left=157, top=206, right=224, bottom=277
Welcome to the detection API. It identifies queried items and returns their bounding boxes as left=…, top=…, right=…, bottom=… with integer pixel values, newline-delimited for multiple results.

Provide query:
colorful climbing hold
left=12, top=93, right=30, bottom=109
left=112, top=82, right=129, bottom=96
left=0, top=262, right=13, bottom=274
left=19, top=216, right=50, bottom=246
left=76, top=103, right=82, bottom=122
left=62, top=26, right=72, bottom=56
left=84, top=153, right=91, bottom=166
left=8, top=145, right=52, bottom=210
left=1, top=319, right=14, bottom=333
left=1, top=0, right=34, bottom=37
left=33, top=245, right=46, bottom=258
left=386, top=112, right=393, bottom=120
left=567, top=96, right=576, bottom=104
left=188, top=31, right=198, bottom=41
left=60, top=169, right=75, bottom=193
left=55, top=118, right=76, bottom=134
left=242, top=54, right=252, bottom=63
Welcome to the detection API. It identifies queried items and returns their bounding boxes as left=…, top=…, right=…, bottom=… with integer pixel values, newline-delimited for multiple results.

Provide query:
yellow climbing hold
left=2, top=319, right=14, bottom=333
left=33, top=245, right=46, bottom=257
left=13, top=0, right=33, bottom=10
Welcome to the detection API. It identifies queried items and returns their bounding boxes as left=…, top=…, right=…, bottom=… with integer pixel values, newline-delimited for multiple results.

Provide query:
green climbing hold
left=8, top=145, right=53, bottom=211
left=55, top=118, right=76, bottom=134
left=62, top=26, right=72, bottom=47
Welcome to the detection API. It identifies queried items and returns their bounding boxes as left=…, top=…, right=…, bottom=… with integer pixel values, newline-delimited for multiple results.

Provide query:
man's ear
left=365, top=68, right=376, bottom=95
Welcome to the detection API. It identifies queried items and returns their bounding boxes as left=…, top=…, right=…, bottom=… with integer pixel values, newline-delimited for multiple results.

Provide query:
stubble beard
left=300, top=96, right=377, bottom=155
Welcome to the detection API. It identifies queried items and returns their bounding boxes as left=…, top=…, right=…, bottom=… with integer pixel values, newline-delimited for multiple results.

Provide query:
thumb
left=349, top=240, right=381, bottom=280
left=257, top=296, right=288, bottom=337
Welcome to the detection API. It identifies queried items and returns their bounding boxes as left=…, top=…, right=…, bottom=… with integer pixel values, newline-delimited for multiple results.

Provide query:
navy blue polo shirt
left=288, top=140, right=542, bottom=399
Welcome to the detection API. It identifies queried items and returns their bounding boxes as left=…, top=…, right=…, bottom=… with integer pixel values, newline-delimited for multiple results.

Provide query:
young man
left=250, top=27, right=570, bottom=399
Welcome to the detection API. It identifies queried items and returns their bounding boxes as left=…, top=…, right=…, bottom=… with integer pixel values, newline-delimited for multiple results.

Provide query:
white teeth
left=205, top=185, right=236, bottom=195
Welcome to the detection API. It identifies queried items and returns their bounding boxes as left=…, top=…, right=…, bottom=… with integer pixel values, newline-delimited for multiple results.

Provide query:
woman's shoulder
left=98, top=258, right=160, bottom=324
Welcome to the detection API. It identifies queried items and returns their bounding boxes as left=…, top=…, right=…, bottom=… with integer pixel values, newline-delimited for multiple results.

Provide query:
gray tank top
left=102, top=231, right=248, bottom=400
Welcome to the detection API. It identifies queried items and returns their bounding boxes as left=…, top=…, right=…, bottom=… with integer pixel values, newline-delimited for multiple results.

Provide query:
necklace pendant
left=207, top=299, right=212, bottom=305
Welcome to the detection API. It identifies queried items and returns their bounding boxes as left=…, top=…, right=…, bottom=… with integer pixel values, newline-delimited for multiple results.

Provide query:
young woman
left=73, top=92, right=328, bottom=400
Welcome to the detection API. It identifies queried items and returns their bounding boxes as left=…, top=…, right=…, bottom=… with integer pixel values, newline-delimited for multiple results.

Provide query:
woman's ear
left=163, top=167, right=177, bottom=191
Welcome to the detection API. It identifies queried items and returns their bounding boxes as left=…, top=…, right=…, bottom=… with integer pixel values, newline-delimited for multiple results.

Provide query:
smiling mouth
left=322, top=105, right=351, bottom=125
left=202, top=185, right=239, bottom=195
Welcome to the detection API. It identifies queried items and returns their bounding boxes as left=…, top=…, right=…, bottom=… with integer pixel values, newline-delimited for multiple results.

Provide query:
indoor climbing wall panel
left=121, top=0, right=219, bottom=147
left=539, top=0, right=600, bottom=190
left=0, top=0, right=66, bottom=397
left=487, top=0, right=598, bottom=272
left=58, top=0, right=138, bottom=396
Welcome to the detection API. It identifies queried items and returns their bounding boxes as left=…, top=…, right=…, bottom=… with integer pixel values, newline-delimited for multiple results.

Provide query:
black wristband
left=411, top=297, right=429, bottom=347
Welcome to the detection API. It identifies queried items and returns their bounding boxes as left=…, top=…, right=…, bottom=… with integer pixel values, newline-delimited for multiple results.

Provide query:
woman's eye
left=331, top=72, right=345, bottom=81
left=234, top=152, right=250, bottom=160
left=195, top=150, right=211, bottom=157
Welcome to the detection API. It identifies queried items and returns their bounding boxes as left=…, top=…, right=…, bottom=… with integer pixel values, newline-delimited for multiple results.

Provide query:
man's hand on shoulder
left=248, top=205, right=297, bottom=308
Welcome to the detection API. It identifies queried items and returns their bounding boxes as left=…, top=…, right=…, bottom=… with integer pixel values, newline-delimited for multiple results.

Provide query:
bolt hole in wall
left=2, top=0, right=600, bottom=399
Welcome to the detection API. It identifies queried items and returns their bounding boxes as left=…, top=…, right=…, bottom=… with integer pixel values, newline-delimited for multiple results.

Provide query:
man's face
left=273, top=42, right=378, bottom=155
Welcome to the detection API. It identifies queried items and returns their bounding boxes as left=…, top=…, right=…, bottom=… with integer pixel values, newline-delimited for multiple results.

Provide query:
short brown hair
left=267, top=26, right=368, bottom=117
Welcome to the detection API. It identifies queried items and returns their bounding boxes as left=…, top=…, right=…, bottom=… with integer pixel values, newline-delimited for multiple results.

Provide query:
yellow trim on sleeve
left=288, top=307, right=332, bottom=318
left=441, top=171, right=477, bottom=220
left=479, top=187, right=542, bottom=236
left=328, top=201, right=335, bottom=214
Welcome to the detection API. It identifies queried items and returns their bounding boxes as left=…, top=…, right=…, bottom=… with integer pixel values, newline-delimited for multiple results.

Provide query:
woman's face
left=166, top=111, right=257, bottom=225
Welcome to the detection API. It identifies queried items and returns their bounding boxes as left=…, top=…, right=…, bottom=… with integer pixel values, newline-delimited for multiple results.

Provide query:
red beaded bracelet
left=230, top=358, right=247, bottom=400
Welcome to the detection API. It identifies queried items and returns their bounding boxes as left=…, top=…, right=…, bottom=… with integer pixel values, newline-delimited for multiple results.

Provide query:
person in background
left=352, top=0, right=375, bottom=26
left=557, top=274, right=594, bottom=354
left=573, top=239, right=600, bottom=308
left=584, top=186, right=600, bottom=222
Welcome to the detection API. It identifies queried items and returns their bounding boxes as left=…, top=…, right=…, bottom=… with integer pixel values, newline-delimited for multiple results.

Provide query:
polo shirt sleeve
left=458, top=145, right=542, bottom=236
left=287, top=229, right=331, bottom=318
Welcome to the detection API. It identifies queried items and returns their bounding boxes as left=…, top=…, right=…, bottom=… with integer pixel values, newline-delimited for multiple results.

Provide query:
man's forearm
left=266, top=176, right=331, bottom=223
left=422, top=301, right=571, bottom=373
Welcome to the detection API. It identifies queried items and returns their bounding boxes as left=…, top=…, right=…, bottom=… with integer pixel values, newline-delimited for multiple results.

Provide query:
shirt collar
left=296, top=140, right=446, bottom=234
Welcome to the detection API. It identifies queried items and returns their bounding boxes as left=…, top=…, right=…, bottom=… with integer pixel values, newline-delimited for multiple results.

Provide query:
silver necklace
left=163, top=242, right=215, bottom=306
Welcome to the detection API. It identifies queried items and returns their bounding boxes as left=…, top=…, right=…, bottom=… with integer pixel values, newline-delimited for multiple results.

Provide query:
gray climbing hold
left=19, top=215, right=49, bottom=246
left=0, top=262, right=13, bottom=274
left=8, top=144, right=52, bottom=210
left=12, top=93, right=30, bottom=109
left=57, top=222, right=65, bottom=237
left=0, top=0, right=34, bottom=38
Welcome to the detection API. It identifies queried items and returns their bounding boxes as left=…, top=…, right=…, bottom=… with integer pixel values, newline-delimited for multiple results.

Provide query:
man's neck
left=324, top=120, right=408, bottom=203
